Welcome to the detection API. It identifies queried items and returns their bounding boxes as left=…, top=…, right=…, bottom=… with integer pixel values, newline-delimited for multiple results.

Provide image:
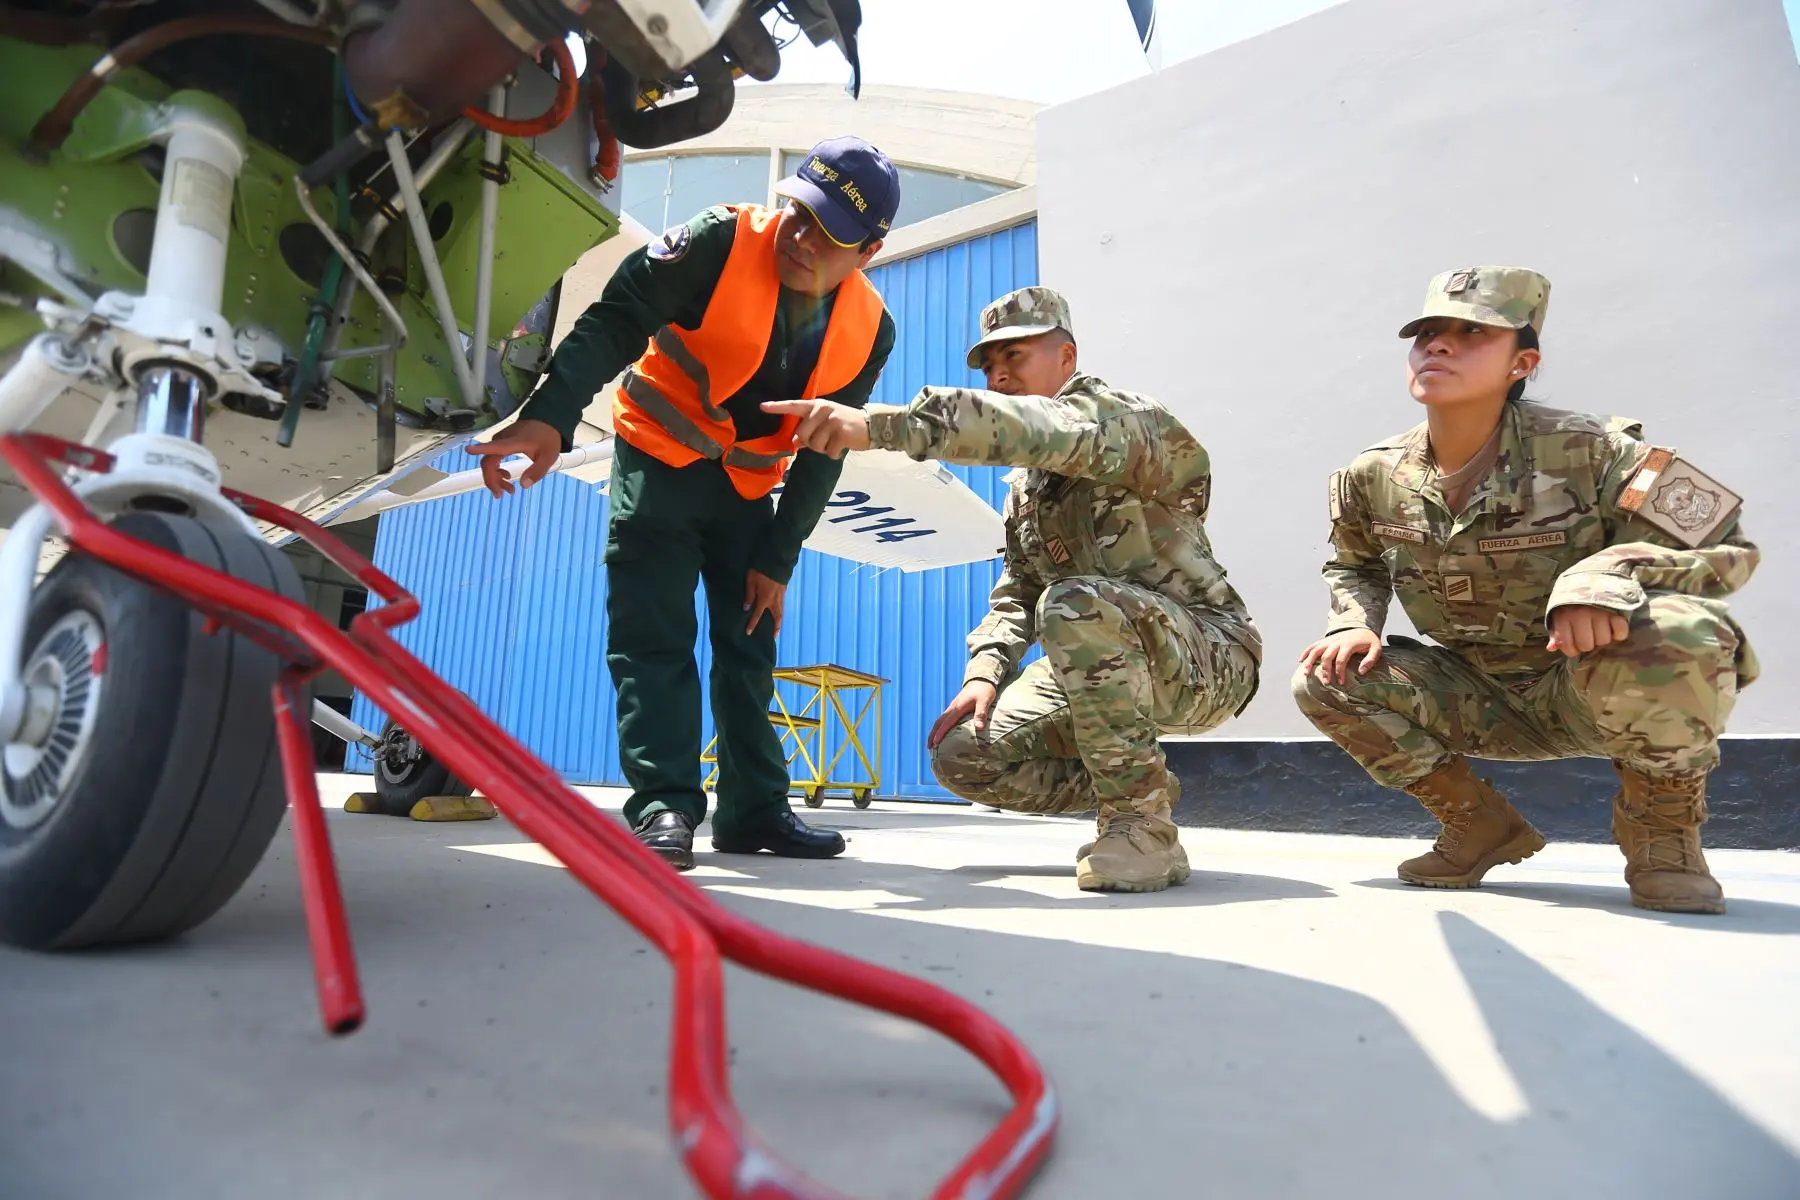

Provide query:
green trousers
left=604, top=437, right=792, bottom=832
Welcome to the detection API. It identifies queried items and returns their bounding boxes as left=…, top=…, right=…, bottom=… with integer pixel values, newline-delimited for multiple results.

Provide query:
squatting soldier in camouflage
left=1295, top=266, right=1759, bottom=915
left=766, top=286, right=1263, bottom=893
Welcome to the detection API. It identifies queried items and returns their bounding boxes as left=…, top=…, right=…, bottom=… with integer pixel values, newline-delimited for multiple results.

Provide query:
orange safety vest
left=612, top=203, right=885, bottom=500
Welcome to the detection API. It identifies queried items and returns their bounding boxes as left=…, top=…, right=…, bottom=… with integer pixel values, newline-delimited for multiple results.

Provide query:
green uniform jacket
left=868, top=371, right=1263, bottom=689
left=519, top=205, right=897, bottom=584
left=1322, top=400, right=1760, bottom=682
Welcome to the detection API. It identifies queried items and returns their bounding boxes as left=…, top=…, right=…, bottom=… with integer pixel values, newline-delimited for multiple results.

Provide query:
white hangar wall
left=1035, top=0, right=1800, bottom=738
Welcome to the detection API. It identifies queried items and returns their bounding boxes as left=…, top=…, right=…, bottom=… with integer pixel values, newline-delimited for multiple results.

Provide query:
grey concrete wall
left=1037, top=0, right=1800, bottom=737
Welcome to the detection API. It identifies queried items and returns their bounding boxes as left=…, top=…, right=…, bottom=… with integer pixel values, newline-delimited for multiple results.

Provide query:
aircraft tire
left=0, top=512, right=304, bottom=950
left=371, top=720, right=473, bottom=814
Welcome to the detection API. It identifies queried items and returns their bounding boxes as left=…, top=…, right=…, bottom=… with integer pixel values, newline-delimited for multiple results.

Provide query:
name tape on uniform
left=1476, top=530, right=1568, bottom=554
left=1371, top=520, right=1426, bottom=545
left=1616, top=448, right=1742, bottom=549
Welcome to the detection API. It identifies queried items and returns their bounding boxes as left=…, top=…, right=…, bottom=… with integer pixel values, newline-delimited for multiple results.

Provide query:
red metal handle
left=0, top=432, right=1058, bottom=1200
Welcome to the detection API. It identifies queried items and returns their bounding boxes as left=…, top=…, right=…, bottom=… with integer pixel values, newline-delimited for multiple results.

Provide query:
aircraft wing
left=775, top=449, right=1006, bottom=572
left=321, top=437, right=1005, bottom=573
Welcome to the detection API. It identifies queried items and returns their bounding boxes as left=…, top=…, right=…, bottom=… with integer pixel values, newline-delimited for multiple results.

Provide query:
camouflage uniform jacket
left=1323, top=400, right=1760, bottom=682
left=867, top=370, right=1262, bottom=689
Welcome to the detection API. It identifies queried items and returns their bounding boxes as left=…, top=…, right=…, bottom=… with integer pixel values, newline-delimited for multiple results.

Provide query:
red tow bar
left=0, top=432, right=1057, bottom=1200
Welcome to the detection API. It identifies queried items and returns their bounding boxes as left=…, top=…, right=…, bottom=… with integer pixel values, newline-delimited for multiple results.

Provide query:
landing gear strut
left=0, top=95, right=303, bottom=948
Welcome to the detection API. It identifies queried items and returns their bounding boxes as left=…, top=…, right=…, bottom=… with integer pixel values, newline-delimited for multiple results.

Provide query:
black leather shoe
left=711, top=810, right=845, bottom=859
left=633, top=811, right=696, bottom=871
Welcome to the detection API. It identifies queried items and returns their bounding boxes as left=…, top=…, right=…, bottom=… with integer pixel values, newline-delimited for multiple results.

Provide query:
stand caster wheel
left=0, top=512, right=307, bottom=951
left=355, top=719, right=474, bottom=817
left=852, top=788, right=873, bottom=810
left=801, top=786, right=824, bottom=808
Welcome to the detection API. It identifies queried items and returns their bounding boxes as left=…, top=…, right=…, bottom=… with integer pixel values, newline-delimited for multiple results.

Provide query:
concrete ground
left=4, top=776, right=1799, bottom=1200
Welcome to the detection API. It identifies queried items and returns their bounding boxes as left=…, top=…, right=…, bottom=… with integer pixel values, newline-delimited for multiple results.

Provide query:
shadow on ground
left=694, top=851, right=1337, bottom=912
left=1350, top=875, right=1800, bottom=935
left=1, top=814, right=1794, bottom=1199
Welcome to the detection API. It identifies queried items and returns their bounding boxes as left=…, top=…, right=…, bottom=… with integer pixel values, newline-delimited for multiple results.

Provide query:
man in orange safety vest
left=471, top=136, right=901, bottom=871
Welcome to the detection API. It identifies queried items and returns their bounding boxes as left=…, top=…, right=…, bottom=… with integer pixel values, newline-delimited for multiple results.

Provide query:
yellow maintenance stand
left=703, top=663, right=886, bottom=809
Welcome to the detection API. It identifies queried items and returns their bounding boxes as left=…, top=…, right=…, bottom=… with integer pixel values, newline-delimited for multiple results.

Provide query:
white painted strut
left=144, top=113, right=243, bottom=321
left=0, top=332, right=95, bottom=438
left=311, top=699, right=379, bottom=750
left=322, top=441, right=616, bottom=526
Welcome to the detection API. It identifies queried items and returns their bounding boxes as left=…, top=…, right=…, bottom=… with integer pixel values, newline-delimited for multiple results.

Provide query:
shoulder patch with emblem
left=1616, top=447, right=1742, bottom=548
left=647, top=223, right=692, bottom=263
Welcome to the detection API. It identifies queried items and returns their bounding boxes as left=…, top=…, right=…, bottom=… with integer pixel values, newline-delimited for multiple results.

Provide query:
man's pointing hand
left=762, top=399, right=871, bottom=459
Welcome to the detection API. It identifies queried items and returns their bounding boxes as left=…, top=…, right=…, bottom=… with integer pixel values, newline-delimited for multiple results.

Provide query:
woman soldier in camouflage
left=1293, top=266, right=1759, bottom=914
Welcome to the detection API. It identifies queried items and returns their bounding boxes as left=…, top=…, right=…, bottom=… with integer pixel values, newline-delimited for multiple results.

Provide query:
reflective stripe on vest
left=611, top=203, right=884, bottom=500
left=621, top=370, right=722, bottom=460
left=723, top=444, right=789, bottom=470
left=650, top=328, right=725, bottom=422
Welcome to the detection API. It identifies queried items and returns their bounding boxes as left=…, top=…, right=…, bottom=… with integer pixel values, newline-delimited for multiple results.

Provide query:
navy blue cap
left=773, top=135, right=901, bottom=248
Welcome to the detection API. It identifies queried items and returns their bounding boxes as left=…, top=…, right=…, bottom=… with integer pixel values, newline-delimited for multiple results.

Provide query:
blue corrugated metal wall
left=348, top=219, right=1038, bottom=799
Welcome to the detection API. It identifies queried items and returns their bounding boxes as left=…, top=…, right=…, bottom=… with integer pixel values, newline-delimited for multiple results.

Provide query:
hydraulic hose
left=27, top=14, right=337, bottom=158
left=461, top=38, right=579, bottom=136
left=281, top=57, right=356, bottom=449
left=587, top=52, right=619, bottom=184
left=602, top=49, right=734, bottom=150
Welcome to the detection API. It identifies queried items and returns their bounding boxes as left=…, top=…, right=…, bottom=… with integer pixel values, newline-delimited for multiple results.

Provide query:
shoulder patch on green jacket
left=647, top=223, right=692, bottom=262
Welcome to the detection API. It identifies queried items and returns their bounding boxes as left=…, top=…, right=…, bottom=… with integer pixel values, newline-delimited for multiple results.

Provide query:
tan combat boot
left=1074, top=801, right=1116, bottom=863
left=1397, top=757, right=1546, bottom=888
left=1611, top=764, right=1726, bottom=915
left=1076, top=804, right=1189, bottom=893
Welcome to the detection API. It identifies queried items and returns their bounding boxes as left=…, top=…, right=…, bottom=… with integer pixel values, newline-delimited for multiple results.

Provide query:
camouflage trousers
left=931, top=577, right=1260, bottom=817
left=1291, top=592, right=1743, bottom=788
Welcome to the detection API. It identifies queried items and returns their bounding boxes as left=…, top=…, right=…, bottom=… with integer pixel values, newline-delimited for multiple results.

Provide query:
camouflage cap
left=966, top=286, right=1075, bottom=369
left=1398, top=266, right=1551, bottom=338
